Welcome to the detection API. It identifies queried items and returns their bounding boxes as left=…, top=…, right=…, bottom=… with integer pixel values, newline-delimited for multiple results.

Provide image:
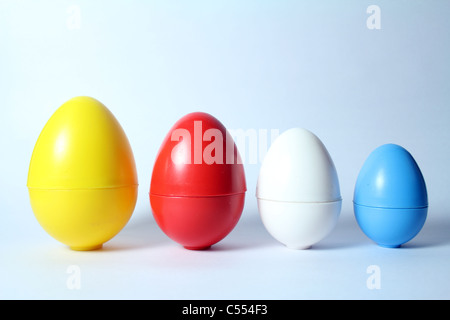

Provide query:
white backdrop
left=1, top=0, right=449, bottom=299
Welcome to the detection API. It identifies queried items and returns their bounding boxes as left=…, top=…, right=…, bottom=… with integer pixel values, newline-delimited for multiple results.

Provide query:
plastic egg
left=256, top=128, right=342, bottom=249
left=353, top=144, right=428, bottom=248
left=150, top=112, right=246, bottom=250
left=27, top=96, right=138, bottom=250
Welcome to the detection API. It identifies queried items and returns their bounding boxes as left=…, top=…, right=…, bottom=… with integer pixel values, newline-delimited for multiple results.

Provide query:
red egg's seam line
left=353, top=202, right=428, bottom=210
left=149, top=192, right=246, bottom=198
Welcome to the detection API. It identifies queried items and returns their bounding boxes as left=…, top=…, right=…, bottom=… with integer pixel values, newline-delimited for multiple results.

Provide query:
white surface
left=2, top=206, right=450, bottom=300
left=1, top=0, right=450, bottom=300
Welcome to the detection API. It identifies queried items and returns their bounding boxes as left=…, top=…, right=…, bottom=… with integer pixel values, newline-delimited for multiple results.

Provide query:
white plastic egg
left=256, top=128, right=342, bottom=249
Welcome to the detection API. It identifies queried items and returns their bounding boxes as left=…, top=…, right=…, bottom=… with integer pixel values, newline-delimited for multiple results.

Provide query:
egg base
left=354, top=203, right=427, bottom=248
left=379, top=244, right=401, bottom=249
left=28, top=186, right=138, bottom=250
left=257, top=199, right=341, bottom=249
left=70, top=244, right=103, bottom=251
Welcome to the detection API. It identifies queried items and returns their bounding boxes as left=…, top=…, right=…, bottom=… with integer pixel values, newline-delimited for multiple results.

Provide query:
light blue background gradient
left=1, top=0, right=449, bottom=299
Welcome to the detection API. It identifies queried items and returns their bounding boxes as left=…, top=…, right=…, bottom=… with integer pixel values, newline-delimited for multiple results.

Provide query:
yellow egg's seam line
left=27, top=184, right=139, bottom=190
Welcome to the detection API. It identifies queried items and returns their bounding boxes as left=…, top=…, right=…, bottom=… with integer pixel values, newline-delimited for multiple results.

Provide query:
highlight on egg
left=353, top=143, right=428, bottom=248
left=256, top=128, right=342, bottom=249
left=27, top=96, right=138, bottom=250
left=149, top=112, right=246, bottom=250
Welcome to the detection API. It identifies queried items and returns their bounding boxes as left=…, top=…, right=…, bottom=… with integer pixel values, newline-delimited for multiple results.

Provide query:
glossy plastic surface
left=150, top=112, right=246, bottom=249
left=258, top=199, right=341, bottom=249
left=353, top=144, right=428, bottom=247
left=354, top=204, right=427, bottom=248
left=27, top=96, right=138, bottom=189
left=29, top=187, right=137, bottom=250
left=151, top=194, right=245, bottom=250
left=150, top=112, right=246, bottom=197
left=256, top=128, right=341, bottom=202
left=256, top=128, right=341, bottom=249
left=353, top=144, right=428, bottom=209
left=27, top=96, right=138, bottom=250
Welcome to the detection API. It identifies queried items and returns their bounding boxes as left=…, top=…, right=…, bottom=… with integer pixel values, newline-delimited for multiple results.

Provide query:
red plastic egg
left=150, top=112, right=247, bottom=250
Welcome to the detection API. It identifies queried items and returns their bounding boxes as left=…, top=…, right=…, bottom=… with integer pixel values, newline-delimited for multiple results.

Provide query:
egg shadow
left=401, top=214, right=450, bottom=249
left=314, top=210, right=450, bottom=250
left=99, top=208, right=450, bottom=252
left=100, top=208, right=274, bottom=253
left=310, top=211, right=369, bottom=250
left=314, top=209, right=450, bottom=250
left=101, top=210, right=170, bottom=252
left=102, top=208, right=275, bottom=252
left=211, top=210, right=369, bottom=252
left=198, top=210, right=276, bottom=252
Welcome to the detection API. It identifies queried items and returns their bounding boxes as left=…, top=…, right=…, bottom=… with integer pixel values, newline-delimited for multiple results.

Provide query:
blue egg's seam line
left=353, top=201, right=428, bottom=210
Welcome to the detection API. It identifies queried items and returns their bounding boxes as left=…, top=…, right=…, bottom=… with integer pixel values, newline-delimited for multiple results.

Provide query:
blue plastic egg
left=353, top=144, right=428, bottom=248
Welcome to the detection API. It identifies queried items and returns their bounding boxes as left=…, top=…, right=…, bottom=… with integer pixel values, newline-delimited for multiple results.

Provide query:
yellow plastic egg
left=27, top=96, right=138, bottom=250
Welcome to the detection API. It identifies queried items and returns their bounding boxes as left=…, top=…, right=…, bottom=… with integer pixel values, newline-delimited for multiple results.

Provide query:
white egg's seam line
left=255, top=197, right=342, bottom=204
